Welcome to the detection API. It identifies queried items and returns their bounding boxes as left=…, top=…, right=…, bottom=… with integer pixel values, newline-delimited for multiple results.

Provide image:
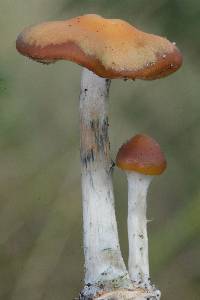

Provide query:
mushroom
left=116, top=134, right=166, bottom=289
left=16, top=14, right=181, bottom=299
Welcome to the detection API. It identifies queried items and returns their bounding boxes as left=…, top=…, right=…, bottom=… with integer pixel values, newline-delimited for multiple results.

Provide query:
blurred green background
left=0, top=0, right=200, bottom=299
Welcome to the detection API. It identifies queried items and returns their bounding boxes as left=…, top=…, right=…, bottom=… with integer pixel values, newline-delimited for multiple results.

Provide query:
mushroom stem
left=127, top=171, right=153, bottom=285
left=79, top=68, right=130, bottom=290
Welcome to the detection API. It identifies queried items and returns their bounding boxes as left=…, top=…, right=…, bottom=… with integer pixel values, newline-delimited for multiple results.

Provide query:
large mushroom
left=116, top=134, right=166, bottom=291
left=16, top=14, right=182, bottom=300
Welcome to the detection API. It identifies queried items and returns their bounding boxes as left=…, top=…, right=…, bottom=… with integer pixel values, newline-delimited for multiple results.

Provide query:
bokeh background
left=0, top=1, right=200, bottom=299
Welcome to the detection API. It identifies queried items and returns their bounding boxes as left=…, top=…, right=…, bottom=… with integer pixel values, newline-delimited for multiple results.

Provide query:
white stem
left=80, top=68, right=129, bottom=286
left=127, top=171, right=153, bottom=285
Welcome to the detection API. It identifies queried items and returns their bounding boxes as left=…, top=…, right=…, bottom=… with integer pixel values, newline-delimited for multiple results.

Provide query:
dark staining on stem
left=101, top=271, right=107, bottom=276
left=81, top=116, right=110, bottom=169
left=82, top=156, right=88, bottom=169
left=103, top=248, right=112, bottom=251
left=79, top=292, right=93, bottom=300
left=86, top=283, right=91, bottom=287
left=109, top=160, right=115, bottom=175
left=90, top=119, right=95, bottom=130
left=90, top=117, right=109, bottom=153
left=81, top=148, right=95, bottom=168
left=105, top=78, right=111, bottom=94
left=91, top=148, right=94, bottom=161
left=99, top=283, right=104, bottom=289
left=80, top=88, right=88, bottom=101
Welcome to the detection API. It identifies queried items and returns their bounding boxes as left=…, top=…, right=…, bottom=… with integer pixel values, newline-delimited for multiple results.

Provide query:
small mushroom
left=116, top=134, right=166, bottom=288
left=16, top=14, right=181, bottom=299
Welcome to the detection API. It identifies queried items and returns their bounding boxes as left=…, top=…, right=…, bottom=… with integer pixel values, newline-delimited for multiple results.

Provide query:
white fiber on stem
left=127, top=171, right=152, bottom=285
left=80, top=68, right=129, bottom=287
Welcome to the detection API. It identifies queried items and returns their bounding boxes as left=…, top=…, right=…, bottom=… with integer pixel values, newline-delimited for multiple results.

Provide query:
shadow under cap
left=16, top=14, right=183, bottom=80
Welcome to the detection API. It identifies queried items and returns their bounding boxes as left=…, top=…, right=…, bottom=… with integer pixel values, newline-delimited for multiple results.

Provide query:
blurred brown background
left=0, top=1, right=200, bottom=299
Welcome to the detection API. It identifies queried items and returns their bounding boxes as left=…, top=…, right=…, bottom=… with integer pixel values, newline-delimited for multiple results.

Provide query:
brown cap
left=116, top=134, right=166, bottom=175
left=16, top=14, right=182, bottom=79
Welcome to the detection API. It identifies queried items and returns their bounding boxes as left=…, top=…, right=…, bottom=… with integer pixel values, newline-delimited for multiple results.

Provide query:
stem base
left=79, top=287, right=161, bottom=300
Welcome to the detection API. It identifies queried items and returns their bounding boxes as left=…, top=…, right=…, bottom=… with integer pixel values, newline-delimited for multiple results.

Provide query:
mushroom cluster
left=16, top=14, right=182, bottom=300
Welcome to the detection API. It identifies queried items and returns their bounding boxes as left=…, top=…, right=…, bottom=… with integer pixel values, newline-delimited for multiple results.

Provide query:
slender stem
left=79, top=68, right=128, bottom=286
left=127, top=171, right=152, bottom=285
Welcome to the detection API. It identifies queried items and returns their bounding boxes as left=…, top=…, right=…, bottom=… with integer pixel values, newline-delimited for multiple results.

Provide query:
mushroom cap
left=116, top=134, right=166, bottom=175
left=16, top=14, right=182, bottom=80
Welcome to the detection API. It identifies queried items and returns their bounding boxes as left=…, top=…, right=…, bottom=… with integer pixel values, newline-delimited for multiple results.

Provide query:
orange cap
left=16, top=14, right=182, bottom=79
left=116, top=134, right=166, bottom=175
